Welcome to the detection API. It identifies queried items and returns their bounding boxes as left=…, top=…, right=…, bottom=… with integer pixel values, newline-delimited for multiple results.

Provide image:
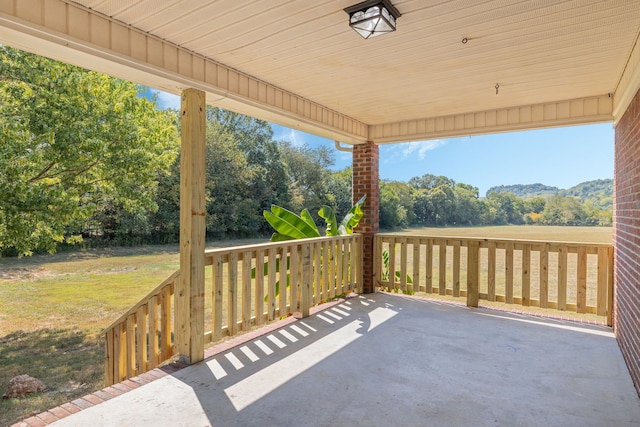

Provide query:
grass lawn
left=382, top=225, right=613, bottom=244
left=0, top=227, right=611, bottom=425
left=0, top=238, right=264, bottom=427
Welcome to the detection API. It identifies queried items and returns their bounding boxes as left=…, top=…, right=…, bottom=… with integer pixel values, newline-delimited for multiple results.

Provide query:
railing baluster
left=148, top=295, right=159, bottom=368
left=228, top=252, right=238, bottom=336
left=438, top=240, right=446, bottom=295
left=160, top=285, right=172, bottom=359
left=255, top=249, right=265, bottom=326
left=337, top=238, right=345, bottom=295
left=558, top=245, right=567, bottom=311
left=425, top=239, right=433, bottom=293
left=291, top=246, right=300, bottom=312
left=505, top=242, right=514, bottom=304
left=540, top=244, right=549, bottom=308
left=596, top=247, right=608, bottom=317
left=467, top=241, right=479, bottom=307
left=453, top=241, right=461, bottom=297
left=301, top=244, right=311, bottom=317
left=242, top=251, right=252, bottom=331
left=400, top=238, right=407, bottom=293
left=577, top=246, right=587, bottom=313
left=314, top=242, right=322, bottom=304
left=267, top=248, right=277, bottom=320
left=487, top=241, right=496, bottom=301
left=522, top=244, right=531, bottom=306
left=279, top=247, right=288, bottom=315
left=136, top=305, right=147, bottom=374
left=388, top=237, right=396, bottom=291
left=322, top=240, right=329, bottom=301
left=105, top=329, right=114, bottom=386
left=212, top=254, right=223, bottom=340
left=114, top=323, right=125, bottom=383
left=412, top=240, right=420, bottom=294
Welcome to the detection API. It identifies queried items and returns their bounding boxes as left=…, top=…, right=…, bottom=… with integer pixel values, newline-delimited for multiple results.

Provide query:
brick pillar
left=353, top=141, right=379, bottom=293
left=614, top=86, right=640, bottom=396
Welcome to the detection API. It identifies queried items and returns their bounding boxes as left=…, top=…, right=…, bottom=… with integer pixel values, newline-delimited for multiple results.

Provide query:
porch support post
left=353, top=141, right=379, bottom=293
left=176, top=88, right=206, bottom=364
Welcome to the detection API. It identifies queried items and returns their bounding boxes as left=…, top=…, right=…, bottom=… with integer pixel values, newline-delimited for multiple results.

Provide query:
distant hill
left=486, top=183, right=560, bottom=199
left=486, top=179, right=613, bottom=210
left=563, top=179, right=612, bottom=210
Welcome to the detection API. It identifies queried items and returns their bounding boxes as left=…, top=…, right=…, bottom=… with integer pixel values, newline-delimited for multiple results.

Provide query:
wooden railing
left=104, top=234, right=362, bottom=385
left=103, top=271, right=178, bottom=386
left=203, top=234, right=362, bottom=343
left=375, top=234, right=613, bottom=325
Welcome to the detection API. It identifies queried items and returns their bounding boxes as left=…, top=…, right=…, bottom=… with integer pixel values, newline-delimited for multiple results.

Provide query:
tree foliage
left=0, top=46, right=179, bottom=255
left=380, top=174, right=611, bottom=229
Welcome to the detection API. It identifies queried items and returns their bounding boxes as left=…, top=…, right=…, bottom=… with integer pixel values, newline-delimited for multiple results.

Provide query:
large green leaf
left=340, top=194, right=366, bottom=234
left=318, top=205, right=338, bottom=236
left=263, top=205, right=321, bottom=240
left=299, top=209, right=320, bottom=235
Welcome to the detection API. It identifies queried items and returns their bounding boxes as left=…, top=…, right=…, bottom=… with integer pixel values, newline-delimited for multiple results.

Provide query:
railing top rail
left=102, top=269, right=180, bottom=334
left=204, top=234, right=362, bottom=256
left=375, top=233, right=612, bottom=248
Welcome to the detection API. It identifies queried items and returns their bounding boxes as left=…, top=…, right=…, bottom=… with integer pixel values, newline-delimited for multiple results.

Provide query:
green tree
left=452, top=183, right=482, bottom=225
left=209, top=108, right=291, bottom=216
left=485, top=192, right=525, bottom=225
left=379, top=182, right=404, bottom=229
left=325, top=167, right=353, bottom=219
left=278, top=141, right=334, bottom=216
left=0, top=46, right=179, bottom=255
left=540, top=195, right=588, bottom=225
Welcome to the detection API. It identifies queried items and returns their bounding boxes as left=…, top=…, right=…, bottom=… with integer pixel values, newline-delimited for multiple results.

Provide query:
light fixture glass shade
left=345, top=0, right=401, bottom=39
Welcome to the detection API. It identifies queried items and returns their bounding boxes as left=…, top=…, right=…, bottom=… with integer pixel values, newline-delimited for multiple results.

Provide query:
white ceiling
left=0, top=0, right=639, bottom=143
left=73, top=0, right=640, bottom=125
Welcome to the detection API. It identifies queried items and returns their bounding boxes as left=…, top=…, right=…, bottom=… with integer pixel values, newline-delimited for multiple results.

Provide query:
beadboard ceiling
left=1, top=0, right=639, bottom=142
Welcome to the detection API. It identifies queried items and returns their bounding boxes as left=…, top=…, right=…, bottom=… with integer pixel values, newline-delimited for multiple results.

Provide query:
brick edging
left=11, top=296, right=351, bottom=427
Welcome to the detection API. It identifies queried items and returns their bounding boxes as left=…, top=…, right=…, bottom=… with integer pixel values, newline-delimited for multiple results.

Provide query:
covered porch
left=43, top=293, right=640, bottom=426
left=2, top=1, right=640, bottom=424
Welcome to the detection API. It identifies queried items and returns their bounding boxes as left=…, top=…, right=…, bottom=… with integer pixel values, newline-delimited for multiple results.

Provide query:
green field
left=383, top=225, right=613, bottom=243
left=0, top=227, right=612, bottom=425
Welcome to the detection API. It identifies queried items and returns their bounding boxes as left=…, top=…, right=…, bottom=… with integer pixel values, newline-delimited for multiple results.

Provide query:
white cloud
left=155, top=91, right=180, bottom=110
left=382, top=139, right=447, bottom=163
left=273, top=126, right=307, bottom=147
left=402, top=140, right=447, bottom=160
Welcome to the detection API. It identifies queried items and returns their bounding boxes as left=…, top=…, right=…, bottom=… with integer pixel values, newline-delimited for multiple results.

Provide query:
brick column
left=614, top=86, right=640, bottom=396
left=353, top=141, right=379, bottom=293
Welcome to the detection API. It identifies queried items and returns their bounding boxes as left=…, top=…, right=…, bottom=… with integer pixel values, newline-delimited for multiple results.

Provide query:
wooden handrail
left=104, top=234, right=363, bottom=386
left=103, top=270, right=179, bottom=386
left=375, top=234, right=613, bottom=325
left=102, top=270, right=180, bottom=334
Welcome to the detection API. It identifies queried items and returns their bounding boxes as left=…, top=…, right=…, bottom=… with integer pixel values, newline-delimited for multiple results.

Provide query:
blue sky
left=153, top=91, right=613, bottom=197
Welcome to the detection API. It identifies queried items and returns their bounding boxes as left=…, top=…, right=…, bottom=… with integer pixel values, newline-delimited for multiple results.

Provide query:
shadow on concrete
left=48, top=294, right=640, bottom=427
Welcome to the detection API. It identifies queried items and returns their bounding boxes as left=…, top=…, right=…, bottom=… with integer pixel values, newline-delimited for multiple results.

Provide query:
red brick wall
left=614, top=86, right=640, bottom=395
left=353, top=141, right=379, bottom=293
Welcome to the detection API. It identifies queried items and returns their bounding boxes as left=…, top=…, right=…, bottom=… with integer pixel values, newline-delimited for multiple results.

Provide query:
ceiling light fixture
left=344, top=0, right=401, bottom=39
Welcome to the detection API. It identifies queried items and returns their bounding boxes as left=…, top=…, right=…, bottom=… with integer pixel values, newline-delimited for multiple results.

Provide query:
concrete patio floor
left=48, top=293, right=640, bottom=427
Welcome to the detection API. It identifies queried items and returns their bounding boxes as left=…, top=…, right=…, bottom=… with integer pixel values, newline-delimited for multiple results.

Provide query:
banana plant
left=264, top=195, right=366, bottom=241
left=254, top=195, right=366, bottom=300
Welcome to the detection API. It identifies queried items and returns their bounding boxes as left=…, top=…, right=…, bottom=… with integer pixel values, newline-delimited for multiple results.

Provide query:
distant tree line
left=379, top=176, right=612, bottom=229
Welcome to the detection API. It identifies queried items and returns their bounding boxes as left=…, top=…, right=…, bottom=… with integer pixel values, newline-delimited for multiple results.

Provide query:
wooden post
left=176, top=88, right=206, bottom=365
left=467, top=241, right=479, bottom=307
